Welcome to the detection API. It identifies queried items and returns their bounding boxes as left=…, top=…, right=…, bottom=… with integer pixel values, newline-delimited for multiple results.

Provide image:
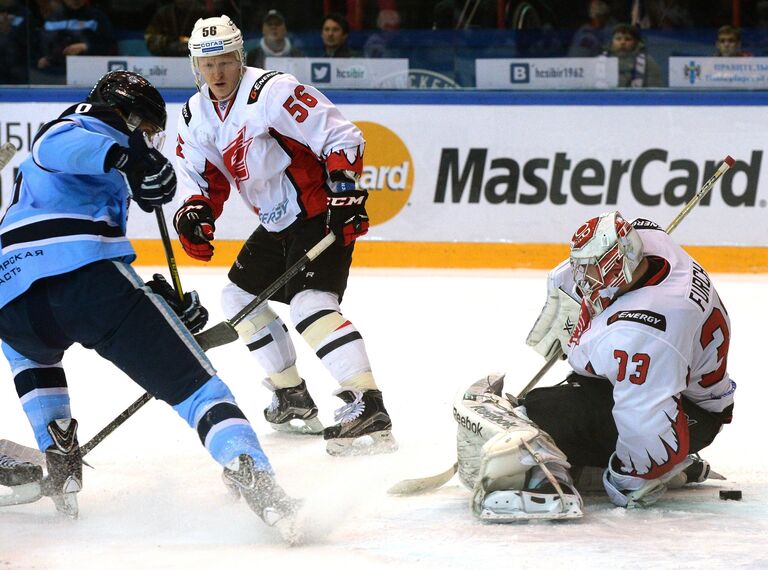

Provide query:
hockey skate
left=0, top=453, right=44, bottom=507
left=263, top=379, right=323, bottom=435
left=222, top=454, right=301, bottom=543
left=41, top=419, right=82, bottom=519
left=323, top=388, right=398, bottom=456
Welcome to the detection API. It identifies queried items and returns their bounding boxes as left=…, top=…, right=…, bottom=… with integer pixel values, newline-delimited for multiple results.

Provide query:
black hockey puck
left=719, top=490, right=742, bottom=501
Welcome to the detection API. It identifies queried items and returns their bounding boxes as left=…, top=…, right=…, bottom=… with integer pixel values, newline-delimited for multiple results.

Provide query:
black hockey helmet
left=87, top=70, right=167, bottom=132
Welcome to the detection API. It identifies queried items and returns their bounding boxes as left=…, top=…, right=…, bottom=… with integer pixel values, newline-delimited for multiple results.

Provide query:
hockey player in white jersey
left=172, top=16, right=396, bottom=456
left=454, top=211, right=734, bottom=520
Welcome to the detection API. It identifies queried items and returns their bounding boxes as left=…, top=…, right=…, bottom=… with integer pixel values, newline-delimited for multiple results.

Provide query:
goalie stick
left=387, top=155, right=736, bottom=497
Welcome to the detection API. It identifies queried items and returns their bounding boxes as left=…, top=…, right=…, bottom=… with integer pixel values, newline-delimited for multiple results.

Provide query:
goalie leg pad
left=454, top=376, right=582, bottom=521
left=472, top=430, right=583, bottom=521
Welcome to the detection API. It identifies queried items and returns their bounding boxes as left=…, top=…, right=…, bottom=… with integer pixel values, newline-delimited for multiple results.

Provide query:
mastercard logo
left=354, top=121, right=413, bottom=226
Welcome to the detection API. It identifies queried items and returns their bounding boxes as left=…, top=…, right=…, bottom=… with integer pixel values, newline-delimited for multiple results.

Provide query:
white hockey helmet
left=188, top=16, right=245, bottom=88
left=569, top=211, right=644, bottom=316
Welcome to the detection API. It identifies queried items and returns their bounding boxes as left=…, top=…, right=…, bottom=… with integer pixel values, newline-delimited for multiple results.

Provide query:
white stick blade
left=387, top=463, right=458, bottom=496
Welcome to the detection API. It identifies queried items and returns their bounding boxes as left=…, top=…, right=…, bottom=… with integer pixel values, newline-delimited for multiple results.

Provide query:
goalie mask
left=87, top=71, right=167, bottom=141
left=569, top=211, right=644, bottom=318
left=188, top=15, right=245, bottom=98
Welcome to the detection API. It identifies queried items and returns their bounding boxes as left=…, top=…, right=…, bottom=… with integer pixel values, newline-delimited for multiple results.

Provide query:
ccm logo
left=328, top=195, right=365, bottom=206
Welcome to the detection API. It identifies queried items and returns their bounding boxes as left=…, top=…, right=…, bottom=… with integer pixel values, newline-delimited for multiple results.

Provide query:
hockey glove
left=107, top=130, right=177, bottom=213
left=145, top=274, right=209, bottom=333
left=173, top=197, right=216, bottom=262
left=526, top=261, right=581, bottom=359
left=326, top=173, right=369, bottom=246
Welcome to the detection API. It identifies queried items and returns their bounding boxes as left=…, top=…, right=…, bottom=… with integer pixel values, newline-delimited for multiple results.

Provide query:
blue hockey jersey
left=0, top=103, right=136, bottom=309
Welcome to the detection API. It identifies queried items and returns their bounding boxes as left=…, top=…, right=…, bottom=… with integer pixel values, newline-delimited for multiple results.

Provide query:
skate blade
left=273, top=511, right=304, bottom=546
left=479, top=508, right=583, bottom=522
left=477, top=491, right=583, bottom=522
left=325, top=430, right=398, bottom=457
left=0, top=482, right=43, bottom=507
left=51, top=493, right=79, bottom=519
left=269, top=417, right=324, bottom=435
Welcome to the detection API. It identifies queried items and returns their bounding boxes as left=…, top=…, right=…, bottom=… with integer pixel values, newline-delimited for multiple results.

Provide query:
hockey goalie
left=455, top=211, right=734, bottom=522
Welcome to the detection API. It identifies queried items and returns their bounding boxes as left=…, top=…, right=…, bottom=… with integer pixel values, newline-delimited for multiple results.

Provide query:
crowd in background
left=1, top=0, right=766, bottom=86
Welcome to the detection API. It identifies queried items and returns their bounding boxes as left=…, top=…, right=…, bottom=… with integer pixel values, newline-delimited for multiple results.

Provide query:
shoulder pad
left=247, top=71, right=283, bottom=105
left=61, top=102, right=129, bottom=133
left=631, top=218, right=662, bottom=231
left=182, top=100, right=192, bottom=126
left=607, top=309, right=667, bottom=332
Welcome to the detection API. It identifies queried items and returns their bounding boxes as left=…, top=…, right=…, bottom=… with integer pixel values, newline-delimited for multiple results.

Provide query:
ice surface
left=1, top=267, right=765, bottom=569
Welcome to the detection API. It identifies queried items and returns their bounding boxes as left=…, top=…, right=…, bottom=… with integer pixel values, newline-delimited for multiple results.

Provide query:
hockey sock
left=222, top=284, right=298, bottom=384
left=291, top=290, right=378, bottom=390
left=173, top=376, right=272, bottom=471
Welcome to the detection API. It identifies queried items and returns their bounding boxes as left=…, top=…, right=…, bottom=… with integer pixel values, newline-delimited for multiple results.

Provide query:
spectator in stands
left=246, top=9, right=303, bottom=68
left=363, top=8, right=401, bottom=57
left=321, top=12, right=356, bottom=57
left=606, top=23, right=662, bottom=87
left=37, top=0, right=116, bottom=74
left=145, top=0, right=210, bottom=57
left=0, top=0, right=31, bottom=84
left=568, top=0, right=615, bottom=57
left=714, top=25, right=752, bottom=57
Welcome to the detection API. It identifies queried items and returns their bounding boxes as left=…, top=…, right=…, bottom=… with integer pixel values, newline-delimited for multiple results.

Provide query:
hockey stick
left=388, top=155, right=736, bottom=497
left=193, top=231, right=337, bottom=351
left=0, top=231, right=339, bottom=473
left=0, top=142, right=17, bottom=171
left=155, top=206, right=185, bottom=303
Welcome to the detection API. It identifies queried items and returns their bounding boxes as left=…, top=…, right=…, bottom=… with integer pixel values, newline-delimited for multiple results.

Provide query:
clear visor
left=125, top=112, right=166, bottom=150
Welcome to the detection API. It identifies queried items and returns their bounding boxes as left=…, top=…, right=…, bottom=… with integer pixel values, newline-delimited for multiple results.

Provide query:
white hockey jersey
left=556, top=220, right=735, bottom=480
left=174, top=67, right=365, bottom=232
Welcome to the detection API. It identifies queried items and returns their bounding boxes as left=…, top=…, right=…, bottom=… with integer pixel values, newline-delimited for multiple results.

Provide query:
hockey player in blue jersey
left=0, top=70, right=298, bottom=534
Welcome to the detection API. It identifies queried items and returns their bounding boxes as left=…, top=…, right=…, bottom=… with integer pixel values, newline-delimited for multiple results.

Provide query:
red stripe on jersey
left=268, top=128, right=329, bottom=219
left=335, top=320, right=352, bottom=331
left=636, top=398, right=690, bottom=480
left=175, top=134, right=185, bottom=159
left=326, top=146, right=363, bottom=174
left=202, top=160, right=230, bottom=218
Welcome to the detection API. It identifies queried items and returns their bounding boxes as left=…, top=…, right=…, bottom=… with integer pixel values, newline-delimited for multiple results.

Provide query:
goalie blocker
left=454, top=375, right=583, bottom=522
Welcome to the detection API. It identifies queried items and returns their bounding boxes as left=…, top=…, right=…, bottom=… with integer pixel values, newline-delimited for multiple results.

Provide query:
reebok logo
left=453, top=408, right=483, bottom=436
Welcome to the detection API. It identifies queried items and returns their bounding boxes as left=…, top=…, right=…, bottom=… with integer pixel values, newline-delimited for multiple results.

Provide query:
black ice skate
left=0, top=453, right=44, bottom=507
left=41, top=418, right=82, bottom=518
left=263, top=379, right=323, bottom=435
left=323, top=388, right=398, bottom=456
left=222, top=454, right=301, bottom=543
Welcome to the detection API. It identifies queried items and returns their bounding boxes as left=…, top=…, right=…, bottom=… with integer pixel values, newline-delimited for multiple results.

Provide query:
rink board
left=2, top=90, right=768, bottom=271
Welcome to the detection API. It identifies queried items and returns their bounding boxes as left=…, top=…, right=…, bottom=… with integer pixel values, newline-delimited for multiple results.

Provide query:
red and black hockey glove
left=325, top=173, right=369, bottom=246
left=173, top=197, right=216, bottom=261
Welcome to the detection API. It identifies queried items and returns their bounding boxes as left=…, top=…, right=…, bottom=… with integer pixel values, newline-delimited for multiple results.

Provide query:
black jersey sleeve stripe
left=0, top=217, right=124, bottom=249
